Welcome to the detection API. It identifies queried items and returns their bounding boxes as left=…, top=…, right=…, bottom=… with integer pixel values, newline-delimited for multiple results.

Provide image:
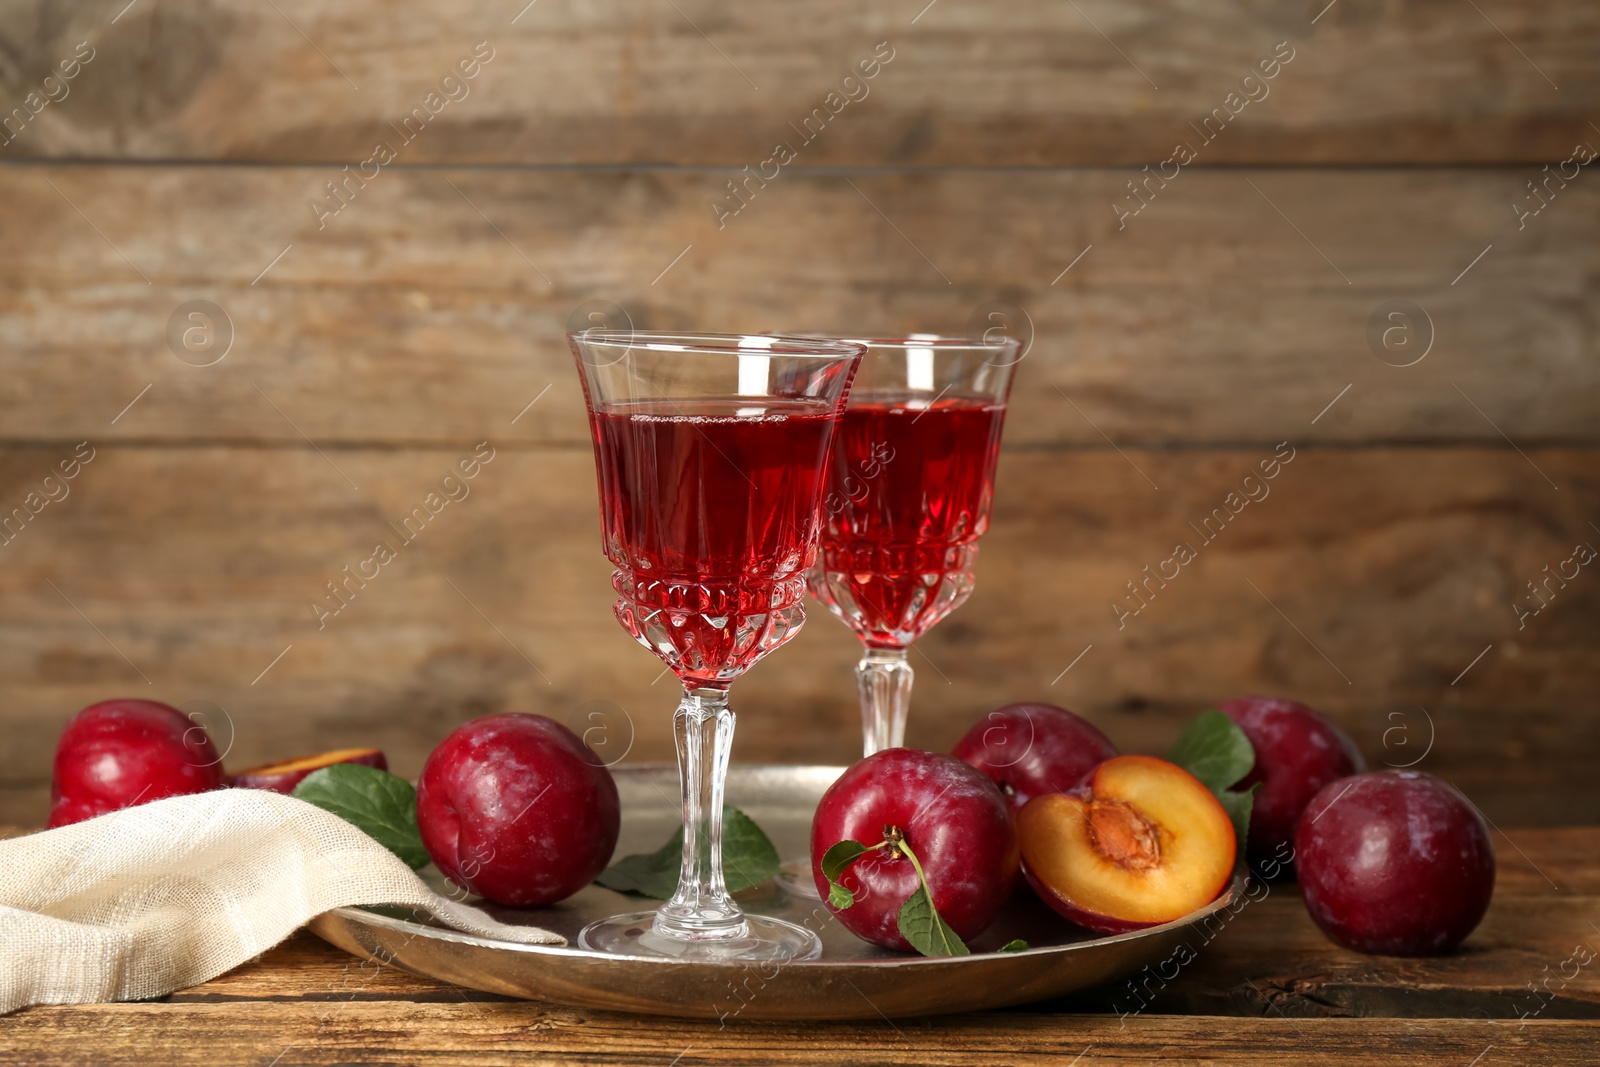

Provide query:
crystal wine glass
left=808, top=335, right=1018, bottom=756
left=570, top=330, right=864, bottom=961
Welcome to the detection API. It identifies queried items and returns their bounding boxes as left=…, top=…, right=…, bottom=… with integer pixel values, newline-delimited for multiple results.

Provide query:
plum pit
left=1086, top=798, right=1160, bottom=871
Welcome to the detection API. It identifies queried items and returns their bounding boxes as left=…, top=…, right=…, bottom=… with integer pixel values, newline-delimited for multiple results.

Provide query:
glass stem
left=857, top=647, right=914, bottom=757
left=656, top=687, right=748, bottom=941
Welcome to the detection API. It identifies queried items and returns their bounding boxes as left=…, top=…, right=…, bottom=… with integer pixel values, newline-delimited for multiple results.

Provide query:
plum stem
left=894, top=836, right=931, bottom=888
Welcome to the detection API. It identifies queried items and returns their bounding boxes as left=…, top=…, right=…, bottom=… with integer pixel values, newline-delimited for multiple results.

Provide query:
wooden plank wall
left=1, top=0, right=1596, bottom=826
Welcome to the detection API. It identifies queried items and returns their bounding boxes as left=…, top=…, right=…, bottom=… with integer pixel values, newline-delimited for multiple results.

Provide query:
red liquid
left=809, top=393, right=1007, bottom=648
left=589, top=399, right=839, bottom=687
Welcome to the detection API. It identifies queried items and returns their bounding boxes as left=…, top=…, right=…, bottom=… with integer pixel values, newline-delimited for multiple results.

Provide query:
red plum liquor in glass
left=570, top=330, right=864, bottom=961
left=809, top=336, right=1018, bottom=756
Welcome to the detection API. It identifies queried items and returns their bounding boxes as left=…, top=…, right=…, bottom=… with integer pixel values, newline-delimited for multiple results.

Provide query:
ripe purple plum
left=1221, top=695, right=1363, bottom=869
left=812, top=748, right=1018, bottom=951
left=953, top=703, right=1118, bottom=812
left=1296, top=770, right=1494, bottom=956
left=50, top=699, right=222, bottom=827
left=417, top=714, right=620, bottom=907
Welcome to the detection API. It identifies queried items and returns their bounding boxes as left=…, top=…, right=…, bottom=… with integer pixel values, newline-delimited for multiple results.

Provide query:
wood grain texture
left=1137, top=896, right=1600, bottom=1021
left=0, top=0, right=1595, bottom=166
left=0, top=999, right=1592, bottom=1066
left=0, top=165, right=1594, bottom=448
left=1, top=445, right=1595, bottom=827
left=1077, top=840, right=1600, bottom=1020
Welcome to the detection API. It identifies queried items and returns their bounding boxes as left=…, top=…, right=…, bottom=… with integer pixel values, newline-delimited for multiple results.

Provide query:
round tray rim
left=322, top=872, right=1248, bottom=969
left=308, top=762, right=1254, bottom=1017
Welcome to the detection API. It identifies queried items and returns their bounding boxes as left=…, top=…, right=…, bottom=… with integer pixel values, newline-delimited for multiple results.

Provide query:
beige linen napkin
left=0, top=788, right=562, bottom=1014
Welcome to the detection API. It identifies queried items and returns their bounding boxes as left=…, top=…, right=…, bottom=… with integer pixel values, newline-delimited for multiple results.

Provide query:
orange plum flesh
left=1017, top=755, right=1235, bottom=934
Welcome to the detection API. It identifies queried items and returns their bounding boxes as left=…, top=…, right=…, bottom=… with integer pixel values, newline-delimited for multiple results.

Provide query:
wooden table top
left=2, top=827, right=1596, bottom=1065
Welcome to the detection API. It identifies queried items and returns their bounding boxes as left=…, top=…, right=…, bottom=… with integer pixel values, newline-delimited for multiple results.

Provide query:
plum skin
left=811, top=748, right=1018, bottom=952
left=1020, top=864, right=1154, bottom=936
left=1296, top=770, right=1494, bottom=956
left=1220, top=695, right=1364, bottom=869
left=952, top=703, right=1118, bottom=811
left=50, top=699, right=222, bottom=827
left=417, top=713, right=620, bottom=907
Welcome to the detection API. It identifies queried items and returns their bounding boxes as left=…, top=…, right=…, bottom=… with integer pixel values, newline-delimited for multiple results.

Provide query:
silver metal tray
left=309, top=764, right=1242, bottom=1020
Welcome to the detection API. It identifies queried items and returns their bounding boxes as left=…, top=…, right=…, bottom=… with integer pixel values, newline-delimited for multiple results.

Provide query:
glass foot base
left=578, top=911, right=823, bottom=961
left=774, top=858, right=822, bottom=900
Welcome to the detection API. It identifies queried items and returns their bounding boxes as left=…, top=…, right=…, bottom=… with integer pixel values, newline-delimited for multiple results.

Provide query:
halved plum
left=1017, top=755, right=1235, bottom=934
left=227, top=748, right=388, bottom=794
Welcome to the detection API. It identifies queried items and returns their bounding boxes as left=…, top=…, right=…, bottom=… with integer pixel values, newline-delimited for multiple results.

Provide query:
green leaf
left=594, top=831, right=681, bottom=899
left=292, top=764, right=430, bottom=870
left=890, top=837, right=970, bottom=957
left=719, top=806, right=782, bottom=893
left=1168, top=710, right=1255, bottom=793
left=818, top=840, right=871, bottom=908
left=821, top=840, right=870, bottom=883
left=897, top=882, right=970, bottom=958
left=595, top=805, right=781, bottom=899
left=1215, top=782, right=1259, bottom=860
left=998, top=939, right=1030, bottom=953
left=1168, top=710, right=1260, bottom=858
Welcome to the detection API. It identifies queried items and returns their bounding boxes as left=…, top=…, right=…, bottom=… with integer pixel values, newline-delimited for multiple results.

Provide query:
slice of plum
left=1017, top=755, right=1236, bottom=934
left=227, top=748, right=388, bottom=794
